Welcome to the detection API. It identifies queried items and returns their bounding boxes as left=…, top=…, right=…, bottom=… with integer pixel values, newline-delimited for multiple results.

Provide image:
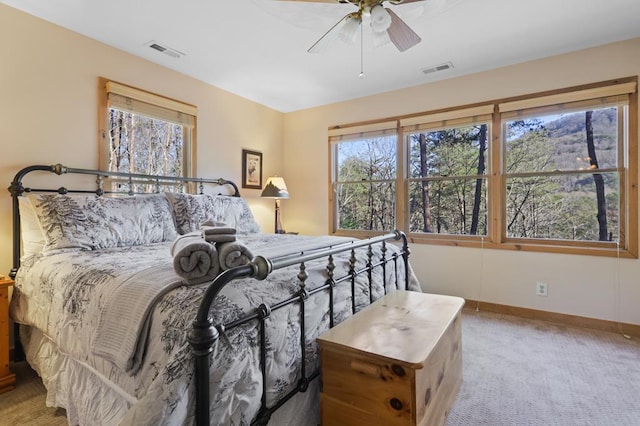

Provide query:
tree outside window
left=100, top=80, right=196, bottom=192
left=333, top=135, right=397, bottom=231
left=407, top=124, right=489, bottom=236
left=107, top=108, right=185, bottom=177
left=504, top=107, right=620, bottom=242
left=329, top=79, right=637, bottom=257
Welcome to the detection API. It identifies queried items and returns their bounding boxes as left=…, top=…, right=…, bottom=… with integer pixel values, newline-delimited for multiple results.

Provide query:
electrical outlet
left=536, top=282, right=548, bottom=297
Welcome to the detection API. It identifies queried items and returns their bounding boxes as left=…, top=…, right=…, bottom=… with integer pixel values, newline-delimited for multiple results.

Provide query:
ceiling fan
left=282, top=0, right=426, bottom=53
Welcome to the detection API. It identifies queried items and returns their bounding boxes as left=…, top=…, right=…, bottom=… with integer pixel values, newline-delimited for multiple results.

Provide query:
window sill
left=331, top=229, right=636, bottom=258
left=407, top=234, right=637, bottom=259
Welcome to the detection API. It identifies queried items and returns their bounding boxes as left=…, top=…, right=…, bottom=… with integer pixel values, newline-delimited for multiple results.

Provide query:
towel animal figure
left=171, top=232, right=219, bottom=284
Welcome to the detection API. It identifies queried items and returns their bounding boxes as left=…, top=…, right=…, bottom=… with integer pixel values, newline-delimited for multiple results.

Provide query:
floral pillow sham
left=164, top=192, right=261, bottom=235
left=27, top=193, right=178, bottom=252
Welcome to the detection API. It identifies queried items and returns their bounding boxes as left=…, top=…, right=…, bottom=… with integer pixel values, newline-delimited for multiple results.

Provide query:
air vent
left=422, top=61, right=454, bottom=75
left=145, top=41, right=185, bottom=59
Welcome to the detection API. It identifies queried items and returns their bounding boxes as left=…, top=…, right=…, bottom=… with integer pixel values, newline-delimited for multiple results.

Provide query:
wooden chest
left=317, top=291, right=464, bottom=426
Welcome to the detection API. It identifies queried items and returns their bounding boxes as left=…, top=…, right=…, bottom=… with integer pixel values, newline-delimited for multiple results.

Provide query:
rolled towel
left=203, top=233, right=237, bottom=244
left=201, top=220, right=237, bottom=243
left=218, top=240, right=254, bottom=270
left=171, top=232, right=220, bottom=285
left=201, top=219, right=232, bottom=229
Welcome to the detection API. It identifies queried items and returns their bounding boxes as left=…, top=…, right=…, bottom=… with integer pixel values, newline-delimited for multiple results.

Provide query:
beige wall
left=283, top=37, right=640, bottom=326
left=0, top=4, right=285, bottom=276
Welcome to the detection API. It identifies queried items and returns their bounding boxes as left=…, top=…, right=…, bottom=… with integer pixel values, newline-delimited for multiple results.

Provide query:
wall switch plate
left=536, top=282, right=548, bottom=297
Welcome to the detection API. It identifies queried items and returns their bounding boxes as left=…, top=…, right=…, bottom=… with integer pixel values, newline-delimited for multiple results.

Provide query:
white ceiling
left=4, top=0, right=640, bottom=112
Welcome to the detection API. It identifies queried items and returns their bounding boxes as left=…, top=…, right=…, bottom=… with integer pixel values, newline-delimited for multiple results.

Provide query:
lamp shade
left=370, top=5, right=392, bottom=33
left=261, top=176, right=289, bottom=199
left=338, top=14, right=360, bottom=44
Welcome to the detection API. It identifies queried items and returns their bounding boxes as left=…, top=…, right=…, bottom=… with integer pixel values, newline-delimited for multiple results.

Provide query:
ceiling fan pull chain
left=359, top=22, right=365, bottom=78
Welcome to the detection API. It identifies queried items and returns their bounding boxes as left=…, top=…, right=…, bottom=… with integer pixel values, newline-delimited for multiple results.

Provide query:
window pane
left=408, top=124, right=489, bottom=178
left=336, top=182, right=395, bottom=231
left=505, top=107, right=618, bottom=174
left=506, top=173, right=619, bottom=242
left=108, top=108, right=184, bottom=177
left=408, top=178, right=487, bottom=236
left=336, top=136, right=396, bottom=182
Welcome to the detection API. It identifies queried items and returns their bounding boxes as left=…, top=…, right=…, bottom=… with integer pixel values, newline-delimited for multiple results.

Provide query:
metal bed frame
left=8, top=163, right=240, bottom=280
left=8, top=163, right=411, bottom=425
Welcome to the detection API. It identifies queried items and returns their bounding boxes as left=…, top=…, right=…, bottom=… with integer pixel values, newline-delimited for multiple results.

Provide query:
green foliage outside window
left=335, top=136, right=396, bottom=231
left=332, top=104, right=627, bottom=246
left=330, top=80, right=637, bottom=256
left=505, top=107, right=620, bottom=242
left=407, top=125, right=488, bottom=236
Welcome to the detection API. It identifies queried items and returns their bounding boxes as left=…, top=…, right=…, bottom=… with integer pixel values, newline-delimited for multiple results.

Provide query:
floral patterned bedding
left=11, top=233, right=419, bottom=425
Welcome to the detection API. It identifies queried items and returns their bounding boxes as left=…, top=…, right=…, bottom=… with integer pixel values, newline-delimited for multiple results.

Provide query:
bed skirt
left=20, top=325, right=319, bottom=426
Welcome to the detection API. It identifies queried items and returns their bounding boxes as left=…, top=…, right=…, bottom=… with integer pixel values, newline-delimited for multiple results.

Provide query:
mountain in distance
left=543, top=107, right=617, bottom=171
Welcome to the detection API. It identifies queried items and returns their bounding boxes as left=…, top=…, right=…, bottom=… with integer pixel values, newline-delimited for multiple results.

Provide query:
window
left=403, top=106, right=493, bottom=237
left=330, top=79, right=638, bottom=257
left=330, top=122, right=397, bottom=232
left=503, top=106, right=621, bottom=243
left=100, top=80, right=197, bottom=180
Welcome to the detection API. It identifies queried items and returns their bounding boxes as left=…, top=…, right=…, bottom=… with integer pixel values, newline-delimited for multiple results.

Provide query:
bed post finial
left=252, top=256, right=273, bottom=280
left=7, top=180, right=24, bottom=197
left=297, top=261, right=308, bottom=291
left=96, top=176, right=104, bottom=196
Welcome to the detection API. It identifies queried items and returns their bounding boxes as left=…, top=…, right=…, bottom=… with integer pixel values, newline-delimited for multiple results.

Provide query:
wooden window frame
left=329, top=122, right=399, bottom=237
left=328, top=77, right=638, bottom=258
left=98, top=78, right=197, bottom=178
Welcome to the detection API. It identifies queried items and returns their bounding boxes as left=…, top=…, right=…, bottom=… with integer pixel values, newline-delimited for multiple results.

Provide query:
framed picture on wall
left=242, top=149, right=263, bottom=189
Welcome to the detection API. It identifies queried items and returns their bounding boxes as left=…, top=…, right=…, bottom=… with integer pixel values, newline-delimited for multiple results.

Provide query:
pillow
left=27, top=193, right=178, bottom=251
left=18, top=196, right=46, bottom=258
left=165, top=192, right=261, bottom=235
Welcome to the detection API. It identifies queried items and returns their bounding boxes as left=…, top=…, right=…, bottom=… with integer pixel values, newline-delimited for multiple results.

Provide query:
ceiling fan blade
left=307, top=14, right=350, bottom=53
left=386, top=8, right=422, bottom=52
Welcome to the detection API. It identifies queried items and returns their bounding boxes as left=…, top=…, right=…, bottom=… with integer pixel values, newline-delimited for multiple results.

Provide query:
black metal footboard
left=187, top=231, right=411, bottom=426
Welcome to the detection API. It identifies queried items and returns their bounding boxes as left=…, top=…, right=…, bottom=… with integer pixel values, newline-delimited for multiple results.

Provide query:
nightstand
left=317, top=291, right=464, bottom=426
left=0, top=277, right=16, bottom=394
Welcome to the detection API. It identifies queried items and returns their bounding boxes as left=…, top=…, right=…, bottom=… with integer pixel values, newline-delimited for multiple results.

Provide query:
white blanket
left=91, top=264, right=182, bottom=373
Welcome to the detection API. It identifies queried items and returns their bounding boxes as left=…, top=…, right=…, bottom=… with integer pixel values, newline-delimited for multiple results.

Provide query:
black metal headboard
left=7, top=163, right=241, bottom=279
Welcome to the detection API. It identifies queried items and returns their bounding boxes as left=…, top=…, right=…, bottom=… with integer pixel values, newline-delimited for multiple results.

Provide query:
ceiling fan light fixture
left=304, top=0, right=424, bottom=54
left=370, top=5, right=392, bottom=32
left=372, top=27, right=391, bottom=48
left=338, top=14, right=361, bottom=44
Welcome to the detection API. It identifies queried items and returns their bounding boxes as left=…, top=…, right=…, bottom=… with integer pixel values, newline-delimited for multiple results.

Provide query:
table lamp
left=261, top=176, right=289, bottom=234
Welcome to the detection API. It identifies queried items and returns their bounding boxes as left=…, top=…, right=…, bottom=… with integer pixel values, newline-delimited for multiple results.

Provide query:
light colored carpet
left=1, top=309, right=638, bottom=425
left=447, top=308, right=640, bottom=426
left=0, top=361, right=66, bottom=425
